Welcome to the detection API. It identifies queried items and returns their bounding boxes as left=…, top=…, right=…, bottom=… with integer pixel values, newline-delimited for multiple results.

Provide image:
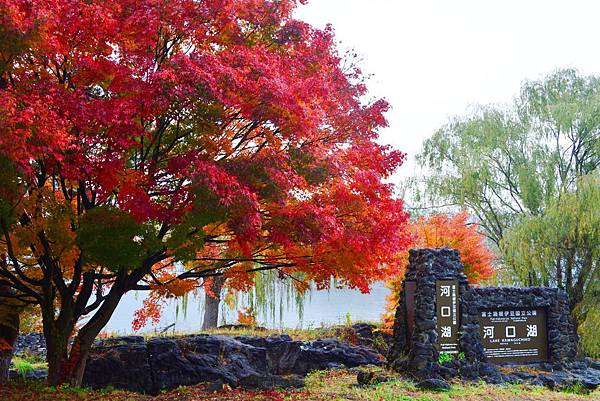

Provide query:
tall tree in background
left=416, top=69, right=600, bottom=249
left=201, top=276, right=226, bottom=330
left=502, top=174, right=600, bottom=323
left=383, top=212, right=495, bottom=330
left=0, top=0, right=411, bottom=385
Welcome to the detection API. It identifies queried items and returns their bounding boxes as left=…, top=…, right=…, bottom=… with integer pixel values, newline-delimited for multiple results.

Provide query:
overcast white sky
left=295, top=0, right=600, bottom=181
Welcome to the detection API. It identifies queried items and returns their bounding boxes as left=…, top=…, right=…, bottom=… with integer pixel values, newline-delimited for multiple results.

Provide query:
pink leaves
left=0, top=88, right=71, bottom=175
left=191, top=160, right=262, bottom=241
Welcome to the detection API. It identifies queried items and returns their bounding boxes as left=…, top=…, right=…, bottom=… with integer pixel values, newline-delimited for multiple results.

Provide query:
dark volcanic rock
left=81, top=333, right=382, bottom=394
left=352, top=323, right=393, bottom=354
left=481, top=360, right=600, bottom=391
left=235, top=335, right=299, bottom=374
left=416, top=378, right=450, bottom=391
left=14, top=333, right=46, bottom=358
left=82, top=341, right=153, bottom=393
left=356, top=369, right=394, bottom=386
left=95, top=335, right=145, bottom=347
left=8, top=367, right=47, bottom=381
left=293, top=338, right=382, bottom=375
left=148, top=335, right=268, bottom=390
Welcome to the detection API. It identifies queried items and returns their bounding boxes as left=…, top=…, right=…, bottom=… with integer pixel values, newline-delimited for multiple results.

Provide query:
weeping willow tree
left=501, top=174, right=600, bottom=355
left=579, top=308, right=600, bottom=358
left=170, top=269, right=307, bottom=330
left=502, top=174, right=600, bottom=314
left=222, top=270, right=307, bottom=328
left=415, top=69, right=600, bottom=251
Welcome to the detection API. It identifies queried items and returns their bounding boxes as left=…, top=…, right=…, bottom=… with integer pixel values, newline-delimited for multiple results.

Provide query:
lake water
left=102, top=282, right=390, bottom=335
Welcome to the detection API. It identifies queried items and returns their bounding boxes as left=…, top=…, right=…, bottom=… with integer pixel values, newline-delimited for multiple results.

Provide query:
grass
left=10, top=354, right=47, bottom=378
left=110, top=320, right=385, bottom=343
left=11, top=357, right=34, bottom=379
left=304, top=370, right=600, bottom=400
left=2, top=369, right=599, bottom=401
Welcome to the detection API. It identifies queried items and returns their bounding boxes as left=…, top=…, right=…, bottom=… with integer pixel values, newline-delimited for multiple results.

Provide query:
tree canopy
left=501, top=173, right=600, bottom=321
left=0, top=0, right=411, bottom=385
left=416, top=69, right=600, bottom=248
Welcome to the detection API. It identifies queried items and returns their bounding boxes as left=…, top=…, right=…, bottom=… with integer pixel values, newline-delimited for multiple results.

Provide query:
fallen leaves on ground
left=2, top=369, right=599, bottom=401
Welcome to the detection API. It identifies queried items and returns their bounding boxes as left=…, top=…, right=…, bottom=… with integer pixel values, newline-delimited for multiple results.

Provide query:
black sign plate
left=478, top=308, right=548, bottom=363
left=436, top=280, right=460, bottom=354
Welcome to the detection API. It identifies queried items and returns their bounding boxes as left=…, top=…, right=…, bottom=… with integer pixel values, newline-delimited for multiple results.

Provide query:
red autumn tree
left=0, top=0, right=411, bottom=385
left=383, top=212, right=495, bottom=330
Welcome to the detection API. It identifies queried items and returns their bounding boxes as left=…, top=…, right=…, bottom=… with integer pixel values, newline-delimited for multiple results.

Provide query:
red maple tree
left=383, top=212, right=496, bottom=330
left=0, top=0, right=411, bottom=385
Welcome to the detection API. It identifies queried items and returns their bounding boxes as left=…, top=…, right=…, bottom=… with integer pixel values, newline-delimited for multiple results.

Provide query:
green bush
left=12, top=357, right=34, bottom=379
left=438, top=352, right=453, bottom=364
left=578, top=308, right=600, bottom=358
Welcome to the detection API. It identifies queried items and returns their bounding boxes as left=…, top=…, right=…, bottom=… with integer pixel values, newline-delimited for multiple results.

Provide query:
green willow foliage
left=233, top=270, right=306, bottom=327
left=579, top=308, right=600, bottom=358
left=502, top=174, right=600, bottom=312
left=502, top=174, right=600, bottom=356
left=417, top=69, right=600, bottom=248
left=172, top=270, right=306, bottom=328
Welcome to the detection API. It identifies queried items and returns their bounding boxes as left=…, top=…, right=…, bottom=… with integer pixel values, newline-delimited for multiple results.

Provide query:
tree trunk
left=45, top=308, right=126, bottom=386
left=0, top=347, right=14, bottom=384
left=0, top=318, right=19, bottom=384
left=58, top=336, right=93, bottom=386
left=44, top=314, right=118, bottom=386
left=43, top=286, right=126, bottom=385
left=44, top=324, right=72, bottom=386
left=202, top=276, right=225, bottom=330
left=0, top=284, right=20, bottom=384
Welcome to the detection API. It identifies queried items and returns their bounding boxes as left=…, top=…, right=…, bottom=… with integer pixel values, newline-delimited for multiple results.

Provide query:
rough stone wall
left=470, top=287, right=577, bottom=364
left=388, top=247, right=578, bottom=379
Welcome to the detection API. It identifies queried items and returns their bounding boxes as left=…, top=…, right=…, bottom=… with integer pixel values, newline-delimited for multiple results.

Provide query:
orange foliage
left=8, top=186, right=80, bottom=282
left=19, top=305, right=43, bottom=333
left=236, top=307, right=257, bottom=327
left=132, top=259, right=198, bottom=331
left=0, top=338, right=12, bottom=351
left=383, top=212, right=496, bottom=330
left=132, top=294, right=164, bottom=332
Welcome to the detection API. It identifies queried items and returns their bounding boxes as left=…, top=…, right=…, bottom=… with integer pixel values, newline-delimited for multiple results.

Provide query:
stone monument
left=388, top=248, right=579, bottom=380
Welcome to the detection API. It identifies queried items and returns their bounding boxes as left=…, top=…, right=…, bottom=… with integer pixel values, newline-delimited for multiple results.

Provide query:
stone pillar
left=388, top=248, right=484, bottom=377
left=547, top=290, right=578, bottom=363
